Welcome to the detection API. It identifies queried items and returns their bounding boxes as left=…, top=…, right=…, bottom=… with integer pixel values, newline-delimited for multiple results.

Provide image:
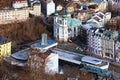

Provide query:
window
left=105, top=53, right=110, bottom=57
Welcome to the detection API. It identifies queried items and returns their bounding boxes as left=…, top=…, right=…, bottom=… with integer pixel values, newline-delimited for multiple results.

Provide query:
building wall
left=98, top=0, right=108, bottom=11
left=12, top=0, right=28, bottom=9
left=88, top=29, right=102, bottom=56
left=28, top=52, right=58, bottom=74
left=54, top=15, right=69, bottom=42
left=54, top=14, right=81, bottom=42
left=0, top=8, right=29, bottom=24
left=101, top=38, right=114, bottom=59
left=45, top=53, right=59, bottom=74
left=87, top=28, right=117, bottom=59
left=33, top=4, right=41, bottom=16
left=29, top=4, right=41, bottom=16
left=47, top=1, right=55, bottom=16
left=0, top=42, right=11, bottom=62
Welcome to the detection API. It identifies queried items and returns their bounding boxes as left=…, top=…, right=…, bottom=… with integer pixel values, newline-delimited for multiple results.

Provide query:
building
left=101, top=30, right=118, bottom=59
left=107, top=16, right=120, bottom=30
left=87, top=28, right=118, bottom=59
left=80, top=11, right=111, bottom=45
left=41, top=0, right=55, bottom=16
left=31, top=33, right=58, bottom=52
left=29, top=2, right=41, bottom=16
left=108, top=0, right=120, bottom=12
left=56, top=4, right=63, bottom=11
left=4, top=48, right=31, bottom=66
left=12, top=0, right=28, bottom=9
left=0, top=36, right=11, bottom=62
left=87, top=12, right=111, bottom=27
left=28, top=50, right=59, bottom=74
left=88, top=28, right=105, bottom=56
left=54, top=13, right=81, bottom=42
left=0, top=8, right=29, bottom=24
left=89, top=0, right=108, bottom=12
left=73, top=10, right=92, bottom=23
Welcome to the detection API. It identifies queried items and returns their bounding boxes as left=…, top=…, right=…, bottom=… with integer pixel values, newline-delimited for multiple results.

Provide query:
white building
left=47, top=0, right=55, bottom=16
left=0, top=8, right=29, bottom=24
left=54, top=13, right=81, bottom=42
left=41, top=0, right=55, bottom=16
left=88, top=28, right=104, bottom=56
left=87, top=12, right=111, bottom=27
left=12, top=0, right=28, bottom=9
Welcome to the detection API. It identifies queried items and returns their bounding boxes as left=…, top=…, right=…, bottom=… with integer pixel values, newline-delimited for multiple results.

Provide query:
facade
left=87, top=28, right=118, bottom=59
left=87, top=12, right=111, bottom=27
left=108, top=0, right=120, bottom=12
left=29, top=2, right=41, bottom=16
left=73, top=10, right=91, bottom=23
left=0, top=8, right=29, bottom=24
left=90, top=0, right=108, bottom=11
left=41, top=0, right=55, bottom=16
left=115, top=38, right=120, bottom=62
left=80, top=11, right=111, bottom=45
left=12, top=0, right=28, bottom=9
left=28, top=50, right=59, bottom=74
left=0, top=36, right=11, bottom=62
left=101, top=30, right=118, bottom=59
left=54, top=13, right=81, bottom=42
left=47, top=0, right=55, bottom=16
left=88, top=28, right=103, bottom=56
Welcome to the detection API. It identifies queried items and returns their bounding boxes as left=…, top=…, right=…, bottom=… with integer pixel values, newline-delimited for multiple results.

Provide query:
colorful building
left=0, top=36, right=11, bottom=62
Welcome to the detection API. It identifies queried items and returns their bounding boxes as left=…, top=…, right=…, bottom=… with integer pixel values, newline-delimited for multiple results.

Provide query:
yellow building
left=0, top=36, right=11, bottom=62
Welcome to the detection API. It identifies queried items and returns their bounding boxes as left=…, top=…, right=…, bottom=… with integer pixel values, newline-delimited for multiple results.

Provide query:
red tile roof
left=39, top=53, right=49, bottom=59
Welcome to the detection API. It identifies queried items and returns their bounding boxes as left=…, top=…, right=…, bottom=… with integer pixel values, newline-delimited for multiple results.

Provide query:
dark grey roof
left=0, top=36, right=10, bottom=44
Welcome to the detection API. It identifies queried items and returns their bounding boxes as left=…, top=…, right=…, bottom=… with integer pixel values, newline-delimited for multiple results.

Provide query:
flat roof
left=53, top=48, right=83, bottom=64
left=31, top=40, right=58, bottom=51
left=4, top=56, right=27, bottom=67
left=11, top=48, right=31, bottom=61
left=0, top=36, right=10, bottom=44
left=81, top=56, right=102, bottom=65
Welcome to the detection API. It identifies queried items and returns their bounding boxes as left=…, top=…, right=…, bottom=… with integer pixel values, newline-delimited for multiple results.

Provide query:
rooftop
left=31, top=40, right=58, bottom=52
left=11, top=48, right=31, bottom=61
left=0, top=36, right=10, bottom=44
left=81, top=56, right=102, bottom=65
